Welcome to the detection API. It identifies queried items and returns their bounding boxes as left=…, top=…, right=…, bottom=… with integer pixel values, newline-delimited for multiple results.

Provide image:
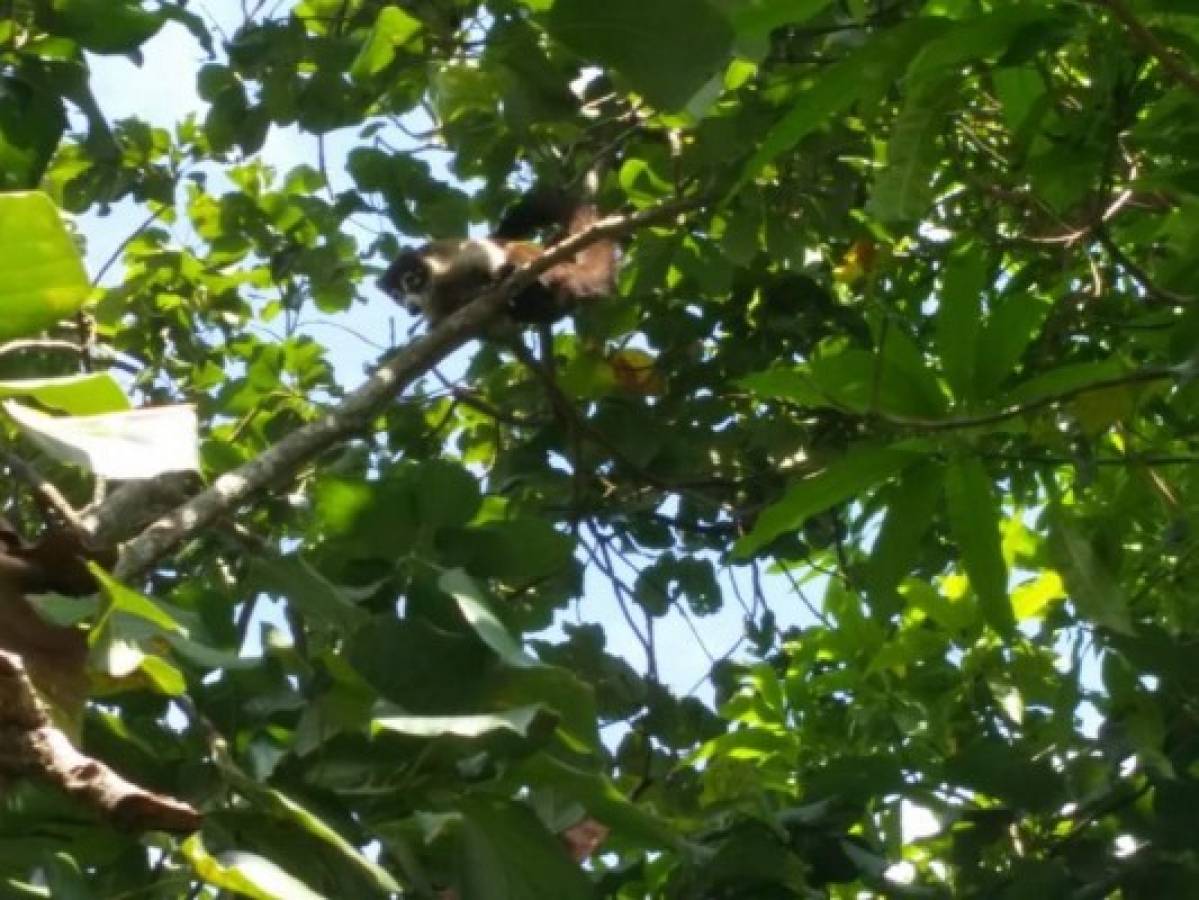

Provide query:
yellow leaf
left=1011, top=570, right=1065, bottom=621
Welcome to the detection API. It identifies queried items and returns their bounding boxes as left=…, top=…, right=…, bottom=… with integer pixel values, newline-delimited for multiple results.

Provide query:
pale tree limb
left=114, top=193, right=705, bottom=578
left=0, top=650, right=201, bottom=832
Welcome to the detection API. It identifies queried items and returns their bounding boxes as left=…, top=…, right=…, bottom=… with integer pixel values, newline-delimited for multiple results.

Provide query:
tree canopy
left=1, top=0, right=1199, bottom=897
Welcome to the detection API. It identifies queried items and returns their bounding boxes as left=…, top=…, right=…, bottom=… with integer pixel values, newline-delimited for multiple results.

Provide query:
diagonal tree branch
left=1094, top=0, right=1199, bottom=97
left=113, top=193, right=706, bottom=579
left=0, top=650, right=201, bottom=832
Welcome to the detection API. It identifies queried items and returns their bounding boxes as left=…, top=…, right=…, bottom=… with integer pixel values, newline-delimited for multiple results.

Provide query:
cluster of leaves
left=2, top=0, right=1199, bottom=898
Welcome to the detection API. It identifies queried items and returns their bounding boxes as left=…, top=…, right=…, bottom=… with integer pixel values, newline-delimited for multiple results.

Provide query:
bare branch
left=114, top=193, right=706, bottom=578
left=0, top=650, right=201, bottom=833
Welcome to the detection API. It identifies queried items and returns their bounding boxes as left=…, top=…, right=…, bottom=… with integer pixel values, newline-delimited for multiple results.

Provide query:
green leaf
left=906, top=7, right=1067, bottom=85
left=739, top=366, right=826, bottom=406
left=868, top=76, right=956, bottom=224
left=727, top=0, right=830, bottom=49
left=347, top=615, right=491, bottom=713
left=862, top=461, right=945, bottom=617
left=1004, top=358, right=1124, bottom=406
left=451, top=797, right=595, bottom=900
left=945, top=738, right=1064, bottom=812
left=349, top=6, right=422, bottom=80
left=46, top=0, right=165, bottom=54
left=249, top=554, right=368, bottom=634
left=935, top=248, right=988, bottom=403
left=441, top=518, right=574, bottom=579
left=485, top=666, right=599, bottom=750
left=0, top=77, right=66, bottom=190
left=735, top=445, right=918, bottom=557
left=732, top=19, right=947, bottom=195
left=0, top=192, right=90, bottom=340
left=374, top=704, right=547, bottom=739
left=260, top=789, right=402, bottom=895
left=544, top=0, right=734, bottom=111
left=138, top=654, right=187, bottom=696
left=1048, top=517, right=1133, bottom=634
left=1011, top=571, right=1066, bottom=621
left=92, top=568, right=186, bottom=636
left=440, top=569, right=539, bottom=667
left=945, top=458, right=1014, bottom=634
left=0, top=373, right=130, bottom=415
left=181, top=835, right=327, bottom=900
left=974, top=291, right=1054, bottom=394
left=800, top=348, right=945, bottom=417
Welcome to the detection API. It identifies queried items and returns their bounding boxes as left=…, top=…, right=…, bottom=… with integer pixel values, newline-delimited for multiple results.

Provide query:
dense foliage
left=2, top=0, right=1199, bottom=897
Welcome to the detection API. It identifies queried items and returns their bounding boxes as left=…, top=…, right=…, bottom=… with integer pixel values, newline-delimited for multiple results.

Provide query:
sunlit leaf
left=736, top=445, right=919, bottom=557
left=0, top=373, right=130, bottom=415
left=91, top=568, right=186, bottom=636
left=3, top=402, right=198, bottom=479
left=349, top=6, right=422, bottom=80
left=0, top=193, right=89, bottom=340
left=374, top=704, right=547, bottom=739
left=182, top=836, right=326, bottom=900
left=1011, top=571, right=1066, bottom=621
left=439, top=569, right=539, bottom=667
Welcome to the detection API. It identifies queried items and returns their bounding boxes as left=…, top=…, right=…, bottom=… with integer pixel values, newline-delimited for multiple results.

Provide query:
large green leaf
left=47, top=0, right=165, bottom=54
left=945, top=458, right=1014, bottom=634
left=450, top=797, right=595, bottom=900
left=1048, top=517, right=1133, bottom=634
left=440, top=519, right=574, bottom=579
left=0, top=192, right=89, bottom=340
left=905, top=7, right=1069, bottom=85
left=0, top=77, right=66, bottom=190
left=934, top=248, right=988, bottom=403
left=0, top=373, right=130, bottom=415
left=182, top=836, right=326, bottom=900
left=517, top=754, right=682, bottom=850
left=544, top=0, right=733, bottom=111
left=868, top=76, right=956, bottom=224
left=249, top=554, right=368, bottom=635
left=440, top=569, right=539, bottom=668
left=974, top=290, right=1054, bottom=394
left=862, top=461, right=946, bottom=617
left=259, top=790, right=402, bottom=895
left=349, top=6, right=423, bottom=80
left=346, top=615, right=491, bottom=713
left=735, top=445, right=919, bottom=557
left=732, top=19, right=947, bottom=195
left=92, top=568, right=186, bottom=636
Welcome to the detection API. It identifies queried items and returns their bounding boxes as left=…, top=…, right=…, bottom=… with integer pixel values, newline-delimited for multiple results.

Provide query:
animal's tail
left=554, top=203, right=615, bottom=299
left=494, top=186, right=616, bottom=302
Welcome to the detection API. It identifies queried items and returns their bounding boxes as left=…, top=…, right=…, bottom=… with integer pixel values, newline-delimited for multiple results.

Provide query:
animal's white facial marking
left=476, top=238, right=508, bottom=273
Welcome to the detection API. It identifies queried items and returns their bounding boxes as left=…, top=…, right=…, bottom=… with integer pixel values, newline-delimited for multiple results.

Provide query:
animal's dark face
left=379, top=251, right=433, bottom=314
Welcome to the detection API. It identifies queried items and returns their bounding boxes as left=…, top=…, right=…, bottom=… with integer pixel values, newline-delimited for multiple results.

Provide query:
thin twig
left=92, top=206, right=169, bottom=287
